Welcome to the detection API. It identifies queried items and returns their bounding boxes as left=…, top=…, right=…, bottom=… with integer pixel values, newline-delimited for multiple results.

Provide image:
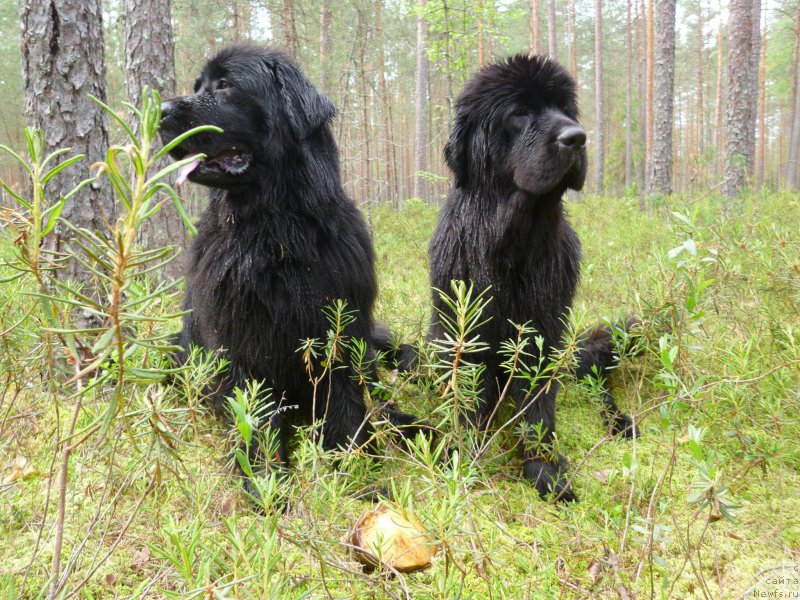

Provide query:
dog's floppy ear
left=444, top=117, right=471, bottom=187
left=273, top=61, right=336, bottom=139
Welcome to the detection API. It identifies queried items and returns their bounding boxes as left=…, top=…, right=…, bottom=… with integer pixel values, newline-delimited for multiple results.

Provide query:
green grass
left=1, top=191, right=799, bottom=599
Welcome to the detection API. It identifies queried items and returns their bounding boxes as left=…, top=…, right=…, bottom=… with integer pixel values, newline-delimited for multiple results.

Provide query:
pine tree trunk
left=20, top=0, right=111, bottom=287
left=757, top=20, right=767, bottom=185
left=649, top=0, right=676, bottom=195
left=529, top=0, right=540, bottom=56
left=785, top=4, right=800, bottom=189
left=723, top=0, right=758, bottom=197
left=644, top=0, right=654, bottom=191
left=547, top=0, right=557, bottom=58
left=477, top=0, right=486, bottom=66
left=594, top=0, right=604, bottom=193
left=567, top=0, right=577, bottom=79
left=124, top=0, right=184, bottom=280
left=282, top=0, right=298, bottom=59
left=319, top=0, right=333, bottom=95
left=375, top=0, right=398, bottom=207
left=714, top=17, right=725, bottom=178
left=232, top=1, right=251, bottom=40
left=696, top=3, right=705, bottom=155
left=745, top=0, right=762, bottom=175
left=356, top=5, right=372, bottom=206
left=625, top=0, right=633, bottom=190
left=413, top=0, right=429, bottom=201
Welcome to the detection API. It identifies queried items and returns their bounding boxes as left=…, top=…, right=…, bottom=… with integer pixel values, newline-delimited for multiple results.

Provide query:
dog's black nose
left=557, top=126, right=587, bottom=148
left=160, top=99, right=175, bottom=120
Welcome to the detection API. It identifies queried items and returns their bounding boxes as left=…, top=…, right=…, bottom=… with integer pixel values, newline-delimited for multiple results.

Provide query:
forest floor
left=1, top=192, right=799, bottom=599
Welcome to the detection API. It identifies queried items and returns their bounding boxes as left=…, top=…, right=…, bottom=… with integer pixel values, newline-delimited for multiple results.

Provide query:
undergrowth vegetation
left=0, top=98, right=798, bottom=599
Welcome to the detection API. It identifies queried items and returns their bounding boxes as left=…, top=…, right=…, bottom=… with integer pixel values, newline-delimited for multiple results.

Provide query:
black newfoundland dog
left=429, top=55, right=635, bottom=502
left=159, top=45, right=418, bottom=492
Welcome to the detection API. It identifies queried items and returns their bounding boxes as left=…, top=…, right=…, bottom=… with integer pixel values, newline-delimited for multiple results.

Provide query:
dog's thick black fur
left=159, top=45, right=419, bottom=492
left=427, top=55, right=635, bottom=502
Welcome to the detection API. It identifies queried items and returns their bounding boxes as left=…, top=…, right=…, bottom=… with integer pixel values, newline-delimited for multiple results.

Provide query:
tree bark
left=547, top=0, right=557, bottom=58
left=529, top=0, right=540, bottom=56
left=625, top=0, right=633, bottom=190
left=695, top=3, right=705, bottom=155
left=281, top=0, right=298, bottom=59
left=413, top=0, right=429, bottom=201
left=356, top=5, right=372, bottom=206
left=723, top=0, right=758, bottom=197
left=644, top=0, right=654, bottom=192
left=786, top=4, right=800, bottom=189
left=477, top=0, right=486, bottom=66
left=756, top=19, right=767, bottom=185
left=567, top=0, right=577, bottom=79
left=20, top=0, right=112, bottom=286
left=232, top=1, right=251, bottom=41
left=649, top=0, right=676, bottom=195
left=594, top=0, right=604, bottom=193
left=319, top=0, right=333, bottom=95
left=714, top=16, right=725, bottom=178
left=124, top=0, right=184, bottom=280
left=745, top=0, right=762, bottom=176
left=375, top=0, right=398, bottom=207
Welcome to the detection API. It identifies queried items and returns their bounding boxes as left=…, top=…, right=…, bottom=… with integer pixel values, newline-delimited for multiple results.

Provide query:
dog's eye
left=511, top=107, right=528, bottom=117
left=217, top=79, right=232, bottom=91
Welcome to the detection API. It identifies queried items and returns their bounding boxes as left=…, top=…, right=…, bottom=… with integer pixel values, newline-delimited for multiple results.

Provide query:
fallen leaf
left=588, top=558, right=604, bottom=586
left=131, top=547, right=150, bottom=570
left=594, top=469, right=613, bottom=484
left=105, top=573, right=118, bottom=587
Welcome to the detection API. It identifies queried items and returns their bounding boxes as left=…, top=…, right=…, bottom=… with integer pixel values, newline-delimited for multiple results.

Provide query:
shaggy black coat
left=159, top=45, right=415, bottom=487
left=429, top=55, right=634, bottom=502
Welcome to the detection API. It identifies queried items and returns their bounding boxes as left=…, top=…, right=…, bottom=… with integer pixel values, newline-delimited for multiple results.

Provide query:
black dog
left=159, top=45, right=418, bottom=494
left=428, top=55, right=635, bottom=502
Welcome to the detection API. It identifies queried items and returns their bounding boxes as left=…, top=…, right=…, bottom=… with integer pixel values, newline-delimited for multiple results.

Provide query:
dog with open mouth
left=159, top=45, right=423, bottom=502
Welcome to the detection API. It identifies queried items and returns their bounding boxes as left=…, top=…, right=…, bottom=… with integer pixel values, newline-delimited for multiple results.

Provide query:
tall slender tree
left=19, top=0, right=111, bottom=286
left=594, top=0, right=605, bottom=193
left=124, top=0, right=184, bottom=279
left=547, top=0, right=557, bottom=58
left=529, top=0, right=540, bottom=56
left=714, top=13, right=725, bottom=178
left=756, top=19, right=767, bottom=185
left=319, top=0, right=333, bottom=95
left=413, top=0, right=429, bottom=201
left=786, top=3, right=800, bottom=189
left=723, top=0, right=759, bottom=196
left=281, top=0, right=298, bottom=59
left=649, top=0, right=676, bottom=195
left=625, top=0, right=633, bottom=190
left=567, top=0, right=577, bottom=78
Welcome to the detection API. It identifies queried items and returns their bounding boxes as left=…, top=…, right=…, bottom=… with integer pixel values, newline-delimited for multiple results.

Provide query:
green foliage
left=1, top=173, right=799, bottom=598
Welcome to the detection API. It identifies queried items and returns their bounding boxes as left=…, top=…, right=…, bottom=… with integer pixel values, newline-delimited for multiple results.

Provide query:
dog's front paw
left=607, top=412, right=638, bottom=439
left=523, top=458, right=578, bottom=503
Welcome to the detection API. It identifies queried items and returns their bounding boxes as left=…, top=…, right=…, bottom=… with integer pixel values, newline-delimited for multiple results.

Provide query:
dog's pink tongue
left=176, top=158, right=201, bottom=186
